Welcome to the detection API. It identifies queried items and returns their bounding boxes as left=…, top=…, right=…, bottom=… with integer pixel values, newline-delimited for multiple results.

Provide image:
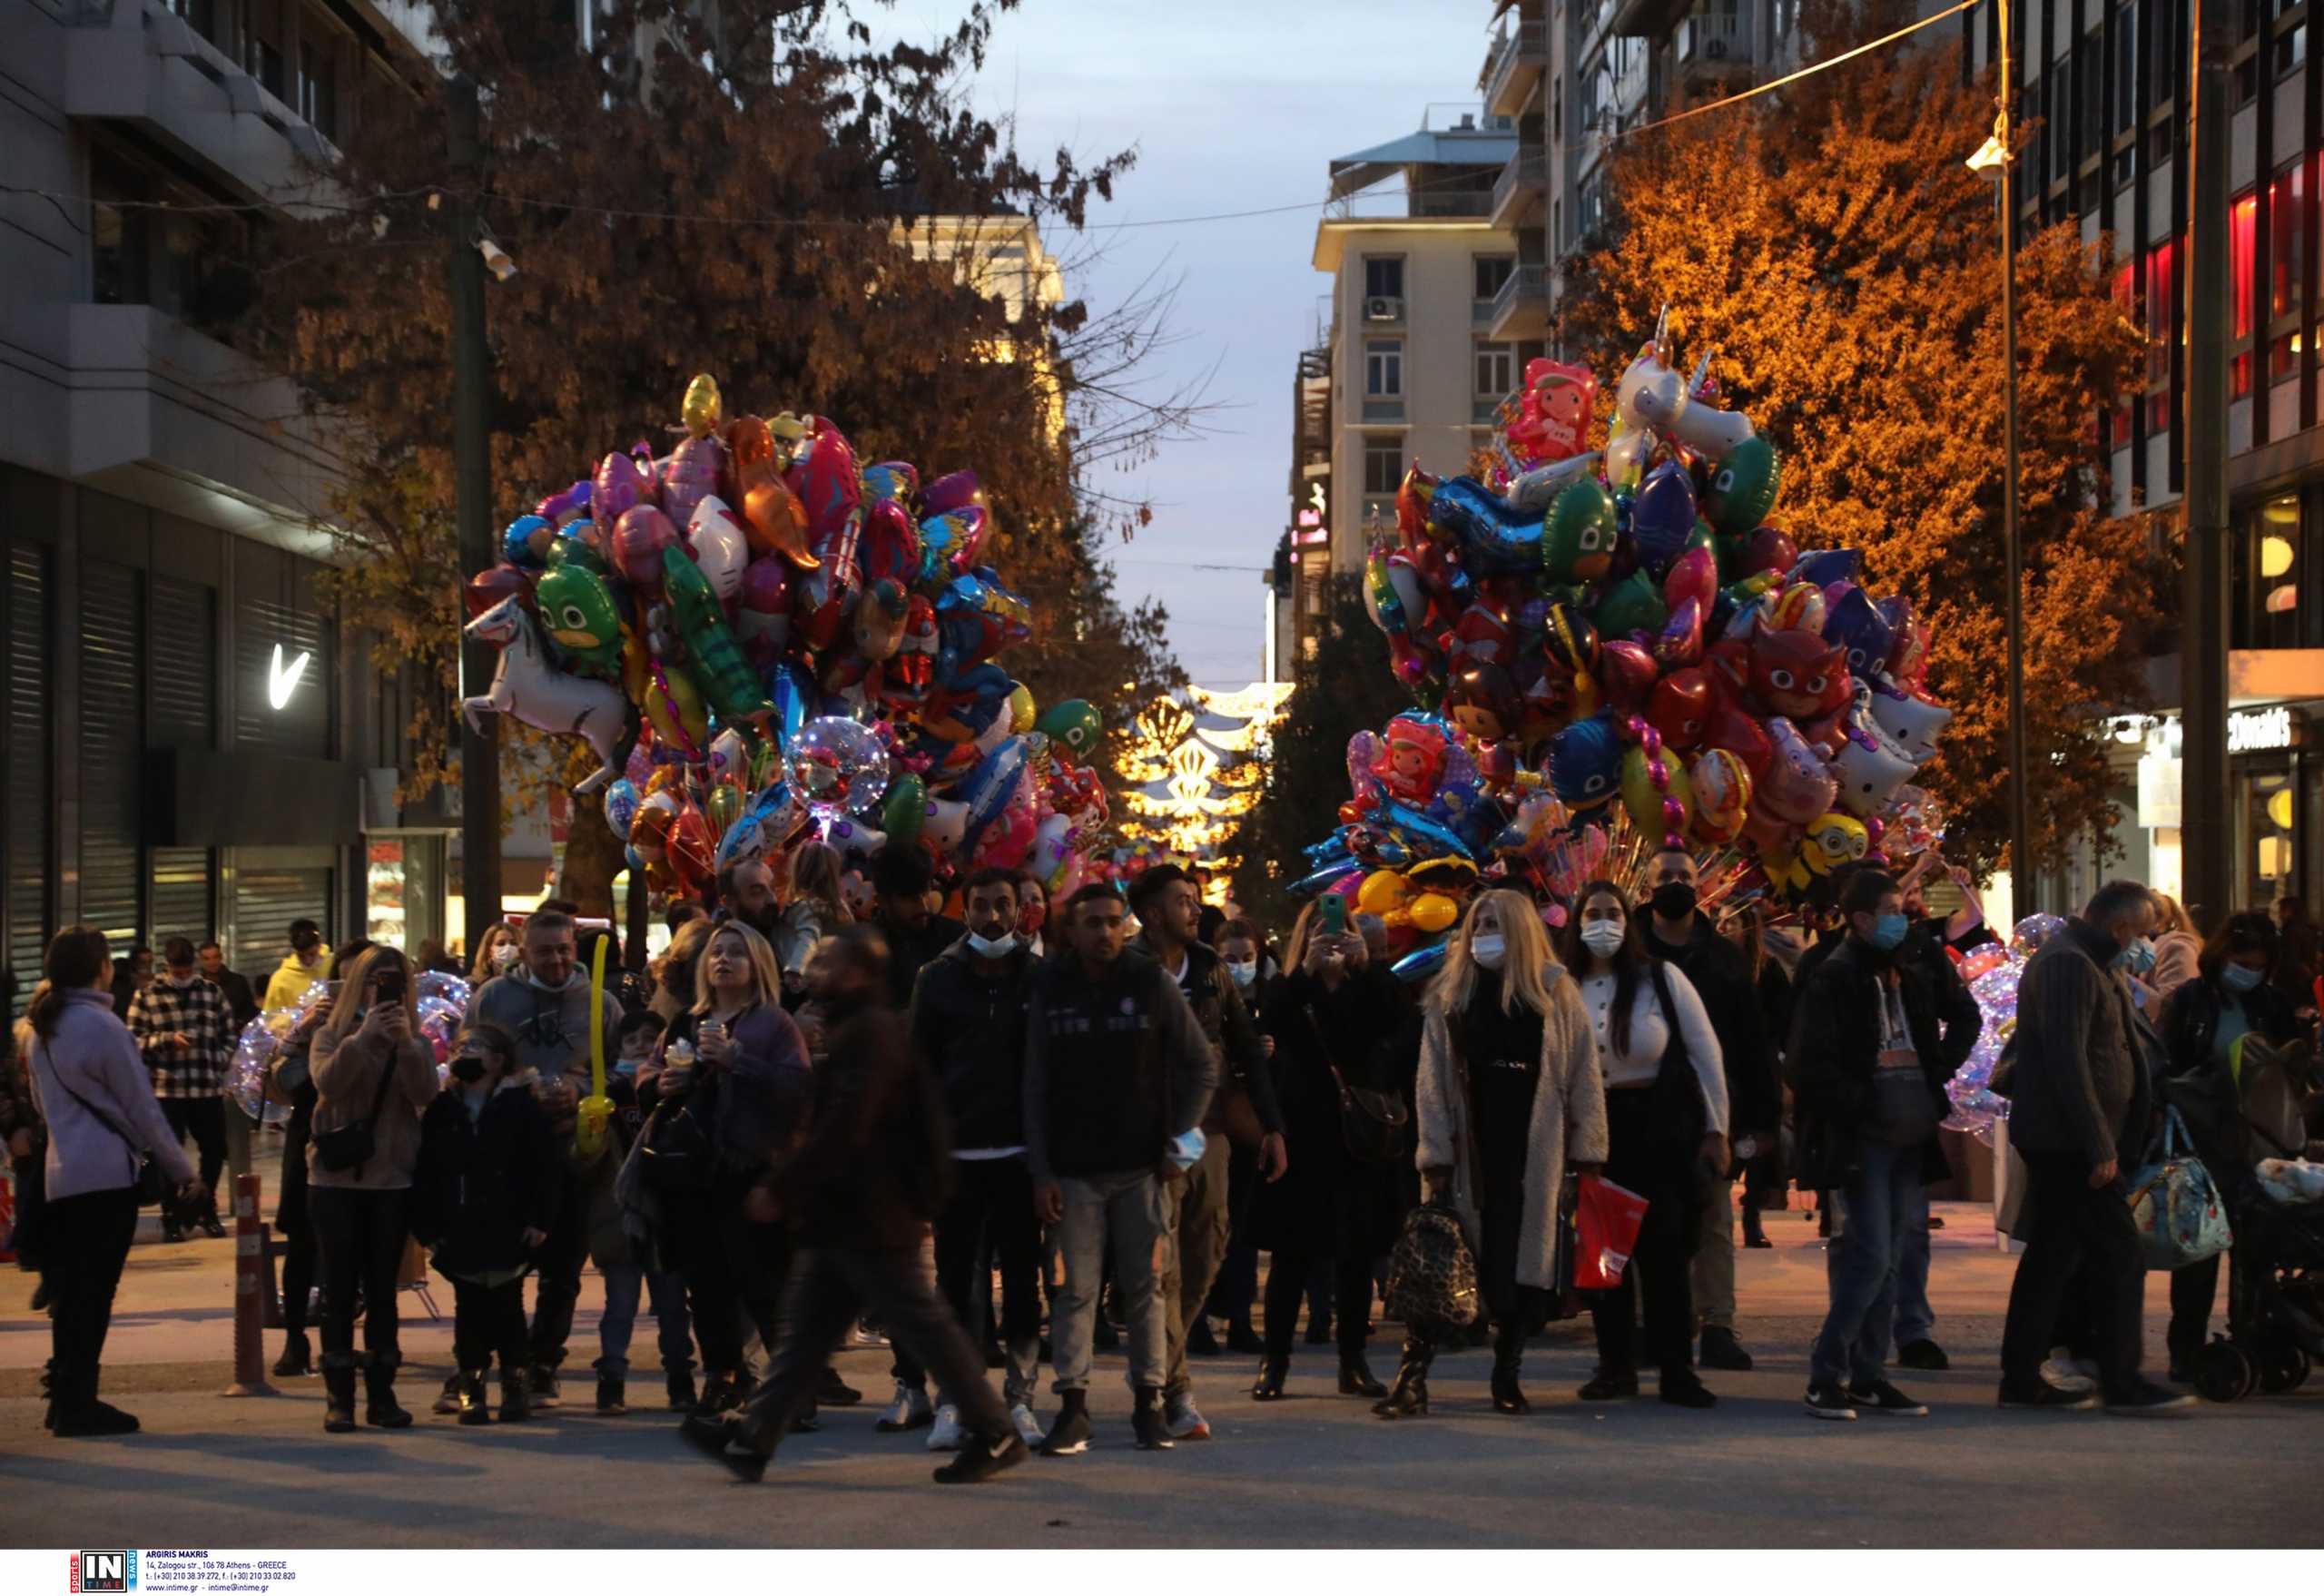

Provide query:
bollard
left=222, top=1172, right=277, bottom=1397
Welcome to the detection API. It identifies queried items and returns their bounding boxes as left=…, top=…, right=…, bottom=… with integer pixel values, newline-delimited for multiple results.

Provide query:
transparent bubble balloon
left=2008, top=912, right=2067, bottom=958
left=784, top=715, right=892, bottom=819
left=416, top=970, right=471, bottom=1011
left=416, top=993, right=465, bottom=1089
left=228, top=1012, right=299, bottom=1127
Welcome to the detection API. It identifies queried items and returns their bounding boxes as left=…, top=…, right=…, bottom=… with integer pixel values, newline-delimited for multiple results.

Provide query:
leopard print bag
left=1384, top=1200, right=1481, bottom=1331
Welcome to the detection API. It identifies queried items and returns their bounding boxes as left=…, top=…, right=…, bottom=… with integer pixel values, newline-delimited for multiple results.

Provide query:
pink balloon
left=613, top=505, right=680, bottom=589
left=1664, top=545, right=1718, bottom=614
left=593, top=450, right=653, bottom=528
left=1655, top=596, right=1705, bottom=671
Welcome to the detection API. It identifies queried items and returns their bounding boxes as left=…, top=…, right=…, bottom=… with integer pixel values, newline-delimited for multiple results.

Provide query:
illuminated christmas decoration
left=1119, top=683, right=1295, bottom=895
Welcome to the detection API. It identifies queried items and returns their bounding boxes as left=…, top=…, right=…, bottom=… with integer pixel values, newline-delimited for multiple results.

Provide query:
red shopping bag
left=1572, top=1173, right=1649, bottom=1291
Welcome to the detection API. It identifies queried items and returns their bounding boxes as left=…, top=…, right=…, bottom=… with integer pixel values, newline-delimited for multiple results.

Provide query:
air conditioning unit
left=1364, top=295, right=1404, bottom=322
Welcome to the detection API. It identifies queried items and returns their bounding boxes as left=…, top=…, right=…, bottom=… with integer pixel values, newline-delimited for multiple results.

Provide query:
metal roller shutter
left=5, top=541, right=50, bottom=1016
left=79, top=558, right=143, bottom=952
left=147, top=577, right=216, bottom=950
left=235, top=592, right=330, bottom=757
left=233, top=865, right=332, bottom=977
left=149, top=846, right=213, bottom=953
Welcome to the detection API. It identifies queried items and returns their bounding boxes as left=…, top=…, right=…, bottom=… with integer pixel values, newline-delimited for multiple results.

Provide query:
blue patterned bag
left=2128, top=1108, right=2233, bottom=1271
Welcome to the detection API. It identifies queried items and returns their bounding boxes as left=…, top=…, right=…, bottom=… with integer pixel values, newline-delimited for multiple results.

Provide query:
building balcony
left=1610, top=0, right=1695, bottom=40
left=1488, top=263, right=1551, bottom=340
left=1675, top=9, right=1758, bottom=88
left=66, top=303, right=345, bottom=538
left=1483, top=20, right=1548, bottom=119
left=64, top=0, right=344, bottom=202
left=1491, top=148, right=1548, bottom=229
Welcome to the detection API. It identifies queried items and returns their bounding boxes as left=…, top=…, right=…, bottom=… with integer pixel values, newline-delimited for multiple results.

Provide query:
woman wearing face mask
left=307, top=945, right=439, bottom=1433
left=467, top=921, right=520, bottom=988
left=1204, top=918, right=1280, bottom=1357
left=410, top=1022, right=556, bottom=1424
left=1248, top=901, right=1409, bottom=1402
left=1014, top=872, right=1050, bottom=959
left=1383, top=889, right=1607, bottom=1418
left=651, top=921, right=813, bottom=1419
left=2157, top=912, right=2299, bottom=1379
left=1564, top=882, right=1728, bottom=1407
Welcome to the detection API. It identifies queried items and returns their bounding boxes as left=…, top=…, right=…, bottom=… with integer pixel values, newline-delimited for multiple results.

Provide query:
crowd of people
left=6, top=849, right=2319, bottom=1479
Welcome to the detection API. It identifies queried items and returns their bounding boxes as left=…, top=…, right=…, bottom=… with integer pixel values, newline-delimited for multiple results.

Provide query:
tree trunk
left=554, top=797, right=625, bottom=919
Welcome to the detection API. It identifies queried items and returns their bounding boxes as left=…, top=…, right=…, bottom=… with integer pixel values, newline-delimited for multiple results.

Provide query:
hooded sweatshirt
left=468, top=968, right=622, bottom=1148
left=263, top=948, right=331, bottom=1015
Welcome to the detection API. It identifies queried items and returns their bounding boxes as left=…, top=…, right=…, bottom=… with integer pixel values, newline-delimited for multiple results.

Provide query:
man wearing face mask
left=1642, top=849, right=1779, bottom=1373
left=1127, top=864, right=1284, bottom=1445
left=1789, top=870, right=1981, bottom=1419
left=1996, top=880, right=2192, bottom=1414
left=885, top=869, right=1047, bottom=1450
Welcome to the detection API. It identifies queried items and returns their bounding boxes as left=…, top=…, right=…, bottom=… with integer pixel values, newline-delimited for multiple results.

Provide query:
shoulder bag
left=1306, top=1000, right=1411, bottom=1167
left=1641, top=964, right=1709, bottom=1151
left=42, top=1040, right=170, bottom=1207
left=311, top=1040, right=406, bottom=1177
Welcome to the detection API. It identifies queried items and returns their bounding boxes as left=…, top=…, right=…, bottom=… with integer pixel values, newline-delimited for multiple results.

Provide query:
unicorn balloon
left=1605, top=306, right=1757, bottom=486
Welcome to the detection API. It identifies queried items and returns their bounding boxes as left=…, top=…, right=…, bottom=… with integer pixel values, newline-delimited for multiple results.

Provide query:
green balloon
left=1704, top=437, right=1780, bottom=537
left=1035, top=698, right=1104, bottom=762
left=545, top=533, right=609, bottom=576
left=881, top=773, right=928, bottom=849
left=1711, top=531, right=1750, bottom=586
left=1592, top=569, right=1669, bottom=638
left=1545, top=478, right=1620, bottom=582
left=533, top=565, right=625, bottom=680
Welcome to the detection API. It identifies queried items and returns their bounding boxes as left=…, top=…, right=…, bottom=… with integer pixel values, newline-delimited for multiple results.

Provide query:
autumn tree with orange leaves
left=1559, top=0, right=2162, bottom=879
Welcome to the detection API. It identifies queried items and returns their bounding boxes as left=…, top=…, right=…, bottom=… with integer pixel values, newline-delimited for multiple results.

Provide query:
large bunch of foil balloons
left=1301, top=310, right=1954, bottom=980
left=459, top=375, right=1111, bottom=902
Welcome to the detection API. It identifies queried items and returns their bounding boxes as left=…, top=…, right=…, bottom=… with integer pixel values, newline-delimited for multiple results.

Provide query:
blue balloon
left=1793, top=547, right=1861, bottom=588
left=952, top=736, right=1029, bottom=853
left=602, top=777, right=641, bottom=840
left=1822, top=586, right=1896, bottom=680
left=1373, top=797, right=1478, bottom=864
left=1629, top=460, right=1698, bottom=573
left=1548, top=711, right=1620, bottom=809
left=1289, top=862, right=1362, bottom=900
left=1424, top=476, right=1547, bottom=580
left=714, top=781, right=793, bottom=873
left=764, top=661, right=814, bottom=752
left=501, top=514, right=553, bottom=568
left=1390, top=942, right=1450, bottom=983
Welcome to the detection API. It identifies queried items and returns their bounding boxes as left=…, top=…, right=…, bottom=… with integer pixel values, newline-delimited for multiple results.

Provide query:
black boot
left=498, top=1370, right=532, bottom=1423
left=1130, top=1384, right=1175, bottom=1451
left=1338, top=1350, right=1387, bottom=1398
left=1373, top=1336, right=1433, bottom=1419
left=1251, top=1353, right=1291, bottom=1401
left=1491, top=1324, right=1531, bottom=1414
left=271, top=1330, right=312, bottom=1379
left=363, top=1352, right=412, bottom=1428
left=457, top=1371, right=492, bottom=1426
left=321, top=1354, right=359, bottom=1433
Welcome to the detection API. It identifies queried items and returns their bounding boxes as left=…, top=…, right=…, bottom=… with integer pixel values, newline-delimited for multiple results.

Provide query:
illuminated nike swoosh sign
left=268, top=644, right=312, bottom=711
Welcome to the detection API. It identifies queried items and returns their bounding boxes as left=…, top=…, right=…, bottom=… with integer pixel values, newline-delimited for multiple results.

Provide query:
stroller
left=2162, top=1033, right=2324, bottom=1404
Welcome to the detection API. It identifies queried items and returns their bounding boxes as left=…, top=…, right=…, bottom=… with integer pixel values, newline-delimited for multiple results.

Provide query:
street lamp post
left=448, top=74, right=501, bottom=957
left=1969, top=4, right=2034, bottom=914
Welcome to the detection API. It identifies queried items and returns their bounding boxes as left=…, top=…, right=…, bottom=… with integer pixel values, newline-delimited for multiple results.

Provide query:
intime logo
left=70, top=1551, right=135, bottom=1593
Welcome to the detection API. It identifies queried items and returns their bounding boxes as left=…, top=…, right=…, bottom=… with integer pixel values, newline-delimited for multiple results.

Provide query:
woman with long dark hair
left=308, top=943, right=438, bottom=1433
left=1249, top=901, right=1409, bottom=1402
left=24, top=927, right=201, bottom=1435
left=1563, top=880, right=1728, bottom=1408
left=2157, top=911, right=2301, bottom=1378
left=1380, top=889, right=1606, bottom=1419
left=271, top=938, right=371, bottom=1379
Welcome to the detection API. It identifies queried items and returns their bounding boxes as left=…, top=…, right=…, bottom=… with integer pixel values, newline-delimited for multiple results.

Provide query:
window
left=1365, top=338, right=1403, bottom=399
left=2280, top=22, right=2308, bottom=78
left=1473, top=255, right=1515, bottom=301
left=91, top=151, right=152, bottom=308
left=2049, top=63, right=2073, bottom=181
left=1364, top=257, right=1404, bottom=300
left=1474, top=340, right=1515, bottom=399
left=2231, top=493, right=2308, bottom=649
left=2078, top=37, right=2104, bottom=153
left=1364, top=437, right=1406, bottom=496
left=2146, top=241, right=2175, bottom=390
left=2271, top=163, right=2306, bottom=322
left=1775, top=0, right=1795, bottom=39
left=2234, top=189, right=2257, bottom=397
left=300, top=42, right=339, bottom=140
left=247, top=4, right=286, bottom=102
left=166, top=0, right=217, bottom=42
left=2113, top=5, right=2138, bottom=135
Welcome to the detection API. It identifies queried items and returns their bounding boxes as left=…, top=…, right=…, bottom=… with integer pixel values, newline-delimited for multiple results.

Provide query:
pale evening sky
left=881, top=0, right=1499, bottom=689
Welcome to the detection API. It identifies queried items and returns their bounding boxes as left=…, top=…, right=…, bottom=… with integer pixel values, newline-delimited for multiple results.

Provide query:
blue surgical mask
left=2222, top=962, right=2264, bottom=994
left=614, top=1058, right=641, bottom=1079
left=2122, top=936, right=2156, bottom=976
left=1867, top=913, right=1909, bottom=951
left=1226, top=959, right=1258, bottom=988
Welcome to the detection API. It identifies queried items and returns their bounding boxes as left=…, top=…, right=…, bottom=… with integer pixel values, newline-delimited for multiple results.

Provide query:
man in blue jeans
left=1787, top=869, right=1980, bottom=1420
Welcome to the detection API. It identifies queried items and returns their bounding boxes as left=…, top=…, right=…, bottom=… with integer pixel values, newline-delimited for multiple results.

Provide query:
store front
left=2126, top=704, right=2322, bottom=916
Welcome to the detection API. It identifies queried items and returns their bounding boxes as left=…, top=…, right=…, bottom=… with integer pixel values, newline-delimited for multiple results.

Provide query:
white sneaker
left=1009, top=1401, right=1044, bottom=1448
left=1166, top=1393, right=1211, bottom=1441
left=2042, top=1350, right=2098, bottom=1395
left=873, top=1381, right=933, bottom=1433
left=925, top=1403, right=963, bottom=1452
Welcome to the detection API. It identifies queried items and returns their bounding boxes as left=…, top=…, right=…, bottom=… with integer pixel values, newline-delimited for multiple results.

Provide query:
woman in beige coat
left=1379, top=889, right=1607, bottom=1419
left=308, top=943, right=439, bottom=1433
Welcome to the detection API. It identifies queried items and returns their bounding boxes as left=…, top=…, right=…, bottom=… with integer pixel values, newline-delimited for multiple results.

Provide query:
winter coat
left=411, top=1078, right=558, bottom=1282
left=909, top=937, right=1037, bottom=1151
left=2000, top=918, right=2148, bottom=1169
left=1253, top=962, right=1410, bottom=1258
left=778, top=1000, right=952, bottom=1249
left=306, top=1020, right=437, bottom=1192
left=655, top=1004, right=813, bottom=1189
left=26, top=990, right=198, bottom=1201
left=1787, top=937, right=1981, bottom=1189
left=1413, top=962, right=1607, bottom=1293
left=1023, top=946, right=1218, bottom=1183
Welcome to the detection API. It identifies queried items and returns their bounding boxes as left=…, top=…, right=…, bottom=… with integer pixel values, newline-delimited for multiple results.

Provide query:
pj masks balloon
left=1749, top=626, right=1848, bottom=721
left=1630, top=459, right=1699, bottom=574
left=1548, top=712, right=1621, bottom=810
left=1648, top=667, right=1713, bottom=751
left=1704, top=436, right=1780, bottom=537
left=1822, top=586, right=1896, bottom=681
left=1545, top=478, right=1619, bottom=581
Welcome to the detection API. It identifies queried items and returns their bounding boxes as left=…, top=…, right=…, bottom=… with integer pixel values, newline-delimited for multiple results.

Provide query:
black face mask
left=1649, top=882, right=1699, bottom=923
left=449, top=1056, right=487, bottom=1085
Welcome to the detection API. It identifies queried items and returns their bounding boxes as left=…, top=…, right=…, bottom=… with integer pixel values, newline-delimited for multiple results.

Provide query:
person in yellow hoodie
left=263, top=921, right=331, bottom=1014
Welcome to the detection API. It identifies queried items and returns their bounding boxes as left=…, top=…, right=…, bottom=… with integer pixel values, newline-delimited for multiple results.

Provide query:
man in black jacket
left=1996, top=880, right=2191, bottom=1414
left=874, top=848, right=965, bottom=1009
left=1788, top=870, right=1981, bottom=1420
left=885, top=869, right=1046, bottom=1451
left=1644, top=848, right=1778, bottom=1373
left=1128, top=863, right=1283, bottom=1443
left=1026, top=882, right=1218, bottom=1456
left=684, top=927, right=1026, bottom=1484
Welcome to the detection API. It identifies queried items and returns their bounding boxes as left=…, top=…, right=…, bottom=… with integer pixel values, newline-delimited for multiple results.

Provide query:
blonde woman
left=1381, top=889, right=1606, bottom=1419
left=468, top=921, right=520, bottom=987
left=651, top=920, right=815, bottom=1419
left=776, top=842, right=851, bottom=982
left=2149, top=893, right=2202, bottom=1000
left=308, top=943, right=438, bottom=1433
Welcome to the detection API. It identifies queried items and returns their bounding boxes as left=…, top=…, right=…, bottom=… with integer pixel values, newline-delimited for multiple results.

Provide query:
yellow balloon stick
left=577, top=934, right=613, bottom=1158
